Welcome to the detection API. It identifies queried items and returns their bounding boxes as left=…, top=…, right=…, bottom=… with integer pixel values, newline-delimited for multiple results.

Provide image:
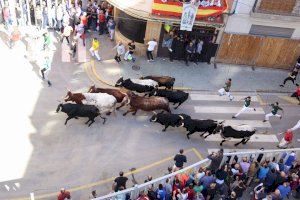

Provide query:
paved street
left=0, top=28, right=299, bottom=200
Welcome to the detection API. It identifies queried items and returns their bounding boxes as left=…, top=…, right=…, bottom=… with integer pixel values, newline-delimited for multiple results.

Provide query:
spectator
left=226, top=191, right=237, bottom=200
left=137, top=190, right=150, bottom=200
left=146, top=38, right=157, bottom=62
left=264, top=168, right=277, bottom=193
left=246, top=161, right=259, bottom=186
left=200, top=170, right=215, bottom=189
left=89, top=37, right=101, bottom=61
left=164, top=179, right=172, bottom=200
left=57, top=188, right=71, bottom=200
left=185, top=41, right=195, bottom=66
left=186, top=184, right=195, bottom=200
left=239, top=157, right=250, bottom=174
left=285, top=151, right=296, bottom=171
left=61, top=23, right=73, bottom=44
left=156, top=184, right=166, bottom=200
left=207, top=149, right=223, bottom=174
left=144, top=175, right=152, bottom=183
left=107, top=18, right=115, bottom=41
left=233, top=180, right=246, bottom=200
left=194, top=167, right=205, bottom=182
left=113, top=42, right=125, bottom=63
left=253, top=183, right=266, bottom=200
left=173, top=149, right=187, bottom=171
left=215, top=164, right=228, bottom=185
left=205, top=182, right=217, bottom=200
left=195, top=40, right=203, bottom=64
left=278, top=159, right=285, bottom=172
left=278, top=181, right=291, bottom=199
left=124, top=40, right=136, bottom=62
left=112, top=171, right=128, bottom=192
left=98, top=10, right=106, bottom=35
left=258, top=162, right=269, bottom=182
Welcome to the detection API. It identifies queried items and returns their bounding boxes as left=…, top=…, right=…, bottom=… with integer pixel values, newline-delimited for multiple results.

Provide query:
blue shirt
left=278, top=185, right=291, bottom=198
left=258, top=167, right=269, bottom=180
left=157, top=189, right=166, bottom=200
left=200, top=176, right=215, bottom=189
left=285, top=154, right=295, bottom=167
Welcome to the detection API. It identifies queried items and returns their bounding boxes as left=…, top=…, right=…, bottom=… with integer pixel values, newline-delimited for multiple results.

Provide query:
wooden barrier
left=216, top=33, right=300, bottom=69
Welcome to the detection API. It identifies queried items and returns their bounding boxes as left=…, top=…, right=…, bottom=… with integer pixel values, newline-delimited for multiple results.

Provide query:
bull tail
left=56, top=103, right=63, bottom=113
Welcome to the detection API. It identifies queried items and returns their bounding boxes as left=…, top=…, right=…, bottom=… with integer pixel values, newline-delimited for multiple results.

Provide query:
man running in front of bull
left=218, top=78, right=234, bottom=101
left=232, top=96, right=256, bottom=119
left=263, top=102, right=283, bottom=122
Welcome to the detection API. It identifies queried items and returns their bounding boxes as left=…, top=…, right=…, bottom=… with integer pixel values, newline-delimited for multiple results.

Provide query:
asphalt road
left=0, top=29, right=299, bottom=200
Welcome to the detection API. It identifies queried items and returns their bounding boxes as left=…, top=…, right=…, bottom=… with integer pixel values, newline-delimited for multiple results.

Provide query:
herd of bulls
left=56, top=75, right=257, bottom=146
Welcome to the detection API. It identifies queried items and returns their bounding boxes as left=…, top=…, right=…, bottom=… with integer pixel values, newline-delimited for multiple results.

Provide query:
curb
left=85, top=60, right=295, bottom=94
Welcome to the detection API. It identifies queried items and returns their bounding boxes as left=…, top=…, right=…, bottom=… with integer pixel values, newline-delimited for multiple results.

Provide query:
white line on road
left=194, top=106, right=265, bottom=114
left=190, top=94, right=258, bottom=102
left=61, top=42, right=70, bottom=62
left=205, top=134, right=278, bottom=143
left=214, top=119, right=271, bottom=128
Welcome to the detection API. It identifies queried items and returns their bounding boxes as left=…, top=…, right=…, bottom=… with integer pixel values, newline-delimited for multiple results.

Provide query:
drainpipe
left=213, top=0, right=239, bottom=67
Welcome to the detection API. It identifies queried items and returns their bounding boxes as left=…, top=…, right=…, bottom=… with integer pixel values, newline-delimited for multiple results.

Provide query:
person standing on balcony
left=263, top=102, right=283, bottom=122
left=146, top=38, right=157, bottom=62
left=232, top=96, right=256, bottom=118
left=112, top=171, right=128, bottom=192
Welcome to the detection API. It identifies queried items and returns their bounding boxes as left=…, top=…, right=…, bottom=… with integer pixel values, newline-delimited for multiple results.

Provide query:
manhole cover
left=132, top=65, right=140, bottom=71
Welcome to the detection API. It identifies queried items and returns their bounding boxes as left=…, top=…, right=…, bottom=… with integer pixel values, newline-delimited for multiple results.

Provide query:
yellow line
left=12, top=149, right=193, bottom=200
left=192, top=148, right=204, bottom=160
left=279, top=96, right=299, bottom=105
left=87, top=61, right=192, bottom=90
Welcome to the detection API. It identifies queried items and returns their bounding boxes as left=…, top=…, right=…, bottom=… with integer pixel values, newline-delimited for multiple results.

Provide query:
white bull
left=130, top=79, right=158, bottom=87
left=82, top=93, right=117, bottom=114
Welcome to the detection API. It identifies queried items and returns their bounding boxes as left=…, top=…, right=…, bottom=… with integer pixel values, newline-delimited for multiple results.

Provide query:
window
left=249, top=25, right=294, bottom=38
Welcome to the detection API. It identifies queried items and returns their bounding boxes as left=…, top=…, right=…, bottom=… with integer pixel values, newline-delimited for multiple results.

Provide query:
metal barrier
left=93, top=148, right=300, bottom=200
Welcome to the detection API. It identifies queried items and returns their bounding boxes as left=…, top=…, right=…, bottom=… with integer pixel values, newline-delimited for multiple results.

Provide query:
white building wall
left=225, top=0, right=300, bottom=39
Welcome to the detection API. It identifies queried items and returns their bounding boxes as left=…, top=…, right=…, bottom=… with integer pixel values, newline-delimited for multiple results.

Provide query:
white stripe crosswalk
left=194, top=106, right=264, bottom=114
left=188, top=92, right=278, bottom=144
left=190, top=94, right=258, bottom=102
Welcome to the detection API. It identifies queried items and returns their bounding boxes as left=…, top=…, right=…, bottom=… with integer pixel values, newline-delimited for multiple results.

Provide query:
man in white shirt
left=146, top=38, right=157, bottom=62
left=61, top=24, right=73, bottom=44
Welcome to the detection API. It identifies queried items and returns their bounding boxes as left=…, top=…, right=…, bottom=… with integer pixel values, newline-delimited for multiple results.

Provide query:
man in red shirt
left=277, top=129, right=293, bottom=149
left=98, top=10, right=106, bottom=35
left=57, top=188, right=71, bottom=200
left=291, top=85, right=300, bottom=104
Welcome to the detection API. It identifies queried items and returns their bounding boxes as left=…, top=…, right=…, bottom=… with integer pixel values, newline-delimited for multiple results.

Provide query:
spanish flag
left=152, top=0, right=228, bottom=19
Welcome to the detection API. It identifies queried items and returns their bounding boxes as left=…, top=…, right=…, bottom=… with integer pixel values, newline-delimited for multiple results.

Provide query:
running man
left=279, top=68, right=299, bottom=87
left=232, top=96, right=256, bottom=118
left=277, top=129, right=293, bottom=149
left=218, top=78, right=234, bottom=101
left=89, top=38, right=101, bottom=61
left=40, top=55, right=52, bottom=87
left=263, top=102, right=283, bottom=122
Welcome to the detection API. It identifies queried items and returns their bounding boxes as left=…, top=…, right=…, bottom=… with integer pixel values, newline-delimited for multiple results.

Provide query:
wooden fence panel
left=216, top=33, right=300, bottom=69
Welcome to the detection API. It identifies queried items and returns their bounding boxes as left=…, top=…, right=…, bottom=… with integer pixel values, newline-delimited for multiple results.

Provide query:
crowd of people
left=79, top=149, right=300, bottom=200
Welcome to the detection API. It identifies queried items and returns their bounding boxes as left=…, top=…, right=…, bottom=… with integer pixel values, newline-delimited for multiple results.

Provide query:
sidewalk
left=92, top=55, right=298, bottom=93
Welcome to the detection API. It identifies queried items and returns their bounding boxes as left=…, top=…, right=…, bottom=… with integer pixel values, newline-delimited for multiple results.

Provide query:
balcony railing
left=253, top=0, right=300, bottom=17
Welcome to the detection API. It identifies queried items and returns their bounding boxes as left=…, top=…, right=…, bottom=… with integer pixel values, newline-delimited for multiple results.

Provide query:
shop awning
left=152, top=0, right=228, bottom=19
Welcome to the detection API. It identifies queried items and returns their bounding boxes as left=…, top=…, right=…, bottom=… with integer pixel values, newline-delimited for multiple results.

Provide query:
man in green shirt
left=232, top=96, right=256, bottom=118
left=263, top=102, right=283, bottom=122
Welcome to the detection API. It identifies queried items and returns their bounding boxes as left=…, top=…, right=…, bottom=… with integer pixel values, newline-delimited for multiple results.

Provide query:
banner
left=180, top=3, right=198, bottom=31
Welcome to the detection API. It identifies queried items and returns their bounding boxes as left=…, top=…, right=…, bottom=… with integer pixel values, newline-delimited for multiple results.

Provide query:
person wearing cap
left=218, top=78, right=234, bottom=101
left=263, top=102, right=283, bottom=122
left=277, top=129, right=294, bottom=149
left=232, top=96, right=256, bottom=118
left=57, top=188, right=71, bottom=200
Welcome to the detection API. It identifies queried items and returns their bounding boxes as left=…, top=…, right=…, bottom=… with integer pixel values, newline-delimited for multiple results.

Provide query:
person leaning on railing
left=207, top=149, right=224, bottom=174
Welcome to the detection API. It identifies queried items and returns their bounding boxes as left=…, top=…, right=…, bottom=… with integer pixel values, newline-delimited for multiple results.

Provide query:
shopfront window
left=117, top=10, right=146, bottom=43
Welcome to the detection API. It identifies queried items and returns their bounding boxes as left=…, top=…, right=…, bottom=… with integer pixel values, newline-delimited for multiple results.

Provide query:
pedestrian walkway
left=178, top=91, right=279, bottom=144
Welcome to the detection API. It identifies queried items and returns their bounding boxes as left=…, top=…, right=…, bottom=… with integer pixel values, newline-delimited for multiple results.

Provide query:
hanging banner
left=180, top=3, right=198, bottom=31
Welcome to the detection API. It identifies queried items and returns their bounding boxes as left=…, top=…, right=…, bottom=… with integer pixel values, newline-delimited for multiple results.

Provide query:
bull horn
left=67, top=88, right=71, bottom=92
left=179, top=115, right=184, bottom=120
left=152, top=111, right=157, bottom=115
left=180, top=122, right=184, bottom=127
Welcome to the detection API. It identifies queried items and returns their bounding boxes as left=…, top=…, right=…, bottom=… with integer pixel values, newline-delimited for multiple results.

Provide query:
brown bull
left=88, top=85, right=129, bottom=110
left=64, top=91, right=85, bottom=104
left=123, top=91, right=171, bottom=116
left=140, top=76, right=175, bottom=89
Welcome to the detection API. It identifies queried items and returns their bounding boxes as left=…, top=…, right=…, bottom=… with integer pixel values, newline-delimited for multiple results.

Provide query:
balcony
left=251, top=0, right=300, bottom=21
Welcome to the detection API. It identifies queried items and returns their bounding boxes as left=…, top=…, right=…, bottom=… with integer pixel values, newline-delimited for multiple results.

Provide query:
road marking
left=256, top=94, right=267, bottom=106
left=61, top=42, right=70, bottom=62
left=204, top=134, right=278, bottom=143
left=77, top=40, right=87, bottom=63
left=194, top=106, right=265, bottom=114
left=214, top=119, right=271, bottom=128
left=192, top=148, right=203, bottom=160
left=190, top=94, right=258, bottom=102
left=11, top=149, right=195, bottom=200
left=278, top=96, right=299, bottom=105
